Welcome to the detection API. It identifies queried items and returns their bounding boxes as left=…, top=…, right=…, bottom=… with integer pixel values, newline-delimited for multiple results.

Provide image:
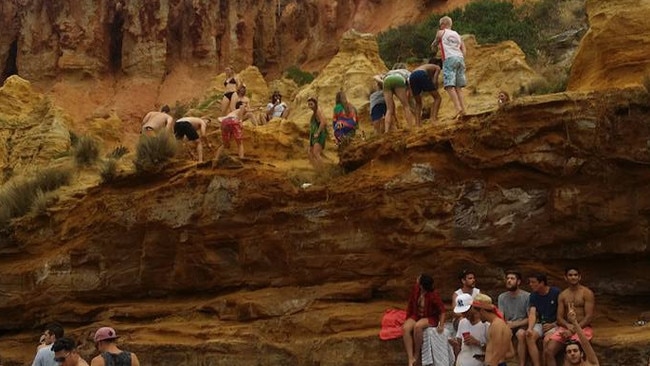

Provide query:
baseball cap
left=454, top=293, right=473, bottom=313
left=94, top=327, right=119, bottom=342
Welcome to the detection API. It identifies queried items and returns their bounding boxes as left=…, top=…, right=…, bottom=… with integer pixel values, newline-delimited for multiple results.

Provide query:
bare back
left=142, top=112, right=173, bottom=131
left=486, top=318, right=511, bottom=366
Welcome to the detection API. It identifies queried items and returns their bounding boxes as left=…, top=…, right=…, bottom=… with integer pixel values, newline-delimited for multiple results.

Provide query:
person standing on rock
left=173, top=115, right=212, bottom=163
left=544, top=267, right=595, bottom=366
left=409, top=61, right=442, bottom=126
left=214, top=98, right=248, bottom=162
left=141, top=105, right=174, bottom=135
left=432, top=15, right=467, bottom=119
left=307, top=97, right=328, bottom=169
left=332, top=90, right=358, bottom=145
left=90, top=327, right=140, bottom=366
left=220, top=66, right=242, bottom=115
left=52, top=337, right=89, bottom=366
left=32, top=322, right=64, bottom=366
left=402, top=274, right=446, bottom=366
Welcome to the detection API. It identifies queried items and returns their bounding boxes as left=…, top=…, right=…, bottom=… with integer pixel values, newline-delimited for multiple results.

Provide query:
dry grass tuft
left=134, top=131, right=178, bottom=174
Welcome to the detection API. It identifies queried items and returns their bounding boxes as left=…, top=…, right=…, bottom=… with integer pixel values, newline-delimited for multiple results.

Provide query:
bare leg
left=445, top=86, right=464, bottom=117
left=413, top=95, right=423, bottom=127
left=196, top=140, right=203, bottom=163
left=310, top=143, right=324, bottom=169
left=544, top=339, right=562, bottom=366
left=384, top=90, right=396, bottom=133
left=516, top=329, right=527, bottom=366
left=526, top=331, right=541, bottom=366
left=237, top=140, right=244, bottom=159
left=430, top=91, right=442, bottom=123
left=394, top=87, right=415, bottom=128
left=403, top=318, right=416, bottom=366
left=413, top=319, right=430, bottom=366
left=220, top=96, right=230, bottom=116
left=212, top=145, right=225, bottom=168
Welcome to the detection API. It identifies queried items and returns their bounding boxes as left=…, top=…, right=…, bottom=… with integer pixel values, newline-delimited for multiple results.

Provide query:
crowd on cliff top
left=134, top=15, right=518, bottom=171
left=387, top=266, right=601, bottom=366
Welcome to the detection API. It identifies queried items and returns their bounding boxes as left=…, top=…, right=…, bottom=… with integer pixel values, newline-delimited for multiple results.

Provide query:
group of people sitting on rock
left=31, top=324, right=139, bottom=366
left=402, top=267, right=599, bottom=366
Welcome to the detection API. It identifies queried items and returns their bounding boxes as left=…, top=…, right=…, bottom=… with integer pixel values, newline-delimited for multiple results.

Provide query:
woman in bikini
left=220, top=66, right=242, bottom=115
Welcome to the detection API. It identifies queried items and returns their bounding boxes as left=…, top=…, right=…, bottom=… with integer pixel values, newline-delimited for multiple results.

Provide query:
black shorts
left=409, top=69, right=436, bottom=96
left=174, top=121, right=199, bottom=141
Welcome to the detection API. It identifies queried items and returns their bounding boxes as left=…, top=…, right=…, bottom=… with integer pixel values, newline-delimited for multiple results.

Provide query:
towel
left=379, top=309, right=407, bottom=340
left=421, top=327, right=455, bottom=366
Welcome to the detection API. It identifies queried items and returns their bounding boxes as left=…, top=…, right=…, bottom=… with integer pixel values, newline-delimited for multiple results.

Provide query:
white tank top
left=438, top=29, right=464, bottom=60
left=454, top=288, right=481, bottom=306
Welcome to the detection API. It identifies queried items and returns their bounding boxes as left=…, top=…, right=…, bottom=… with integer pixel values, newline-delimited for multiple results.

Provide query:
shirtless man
left=473, top=293, right=513, bottom=366
left=173, top=116, right=212, bottom=162
left=52, top=337, right=89, bottom=366
left=409, top=61, right=442, bottom=125
left=564, top=303, right=599, bottom=366
left=545, top=267, right=595, bottom=366
left=216, top=99, right=248, bottom=161
left=141, top=105, right=174, bottom=135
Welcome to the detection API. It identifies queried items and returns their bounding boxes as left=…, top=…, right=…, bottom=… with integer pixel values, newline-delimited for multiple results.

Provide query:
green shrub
left=134, top=131, right=178, bottom=173
left=377, top=0, right=564, bottom=67
left=100, top=159, right=118, bottom=183
left=285, top=66, right=315, bottom=86
left=74, top=135, right=100, bottom=167
left=0, top=167, right=72, bottom=225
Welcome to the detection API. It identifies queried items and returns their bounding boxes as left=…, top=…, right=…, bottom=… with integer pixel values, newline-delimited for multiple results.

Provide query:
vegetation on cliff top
left=378, top=0, right=575, bottom=65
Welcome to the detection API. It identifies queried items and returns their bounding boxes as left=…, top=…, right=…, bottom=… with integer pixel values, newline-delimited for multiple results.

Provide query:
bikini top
left=223, top=77, right=237, bottom=87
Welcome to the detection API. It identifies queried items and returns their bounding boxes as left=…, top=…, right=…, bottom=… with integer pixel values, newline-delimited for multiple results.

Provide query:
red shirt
left=406, top=283, right=446, bottom=326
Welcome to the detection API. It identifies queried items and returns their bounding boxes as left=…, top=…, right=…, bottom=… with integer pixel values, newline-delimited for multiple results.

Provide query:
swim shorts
left=442, top=56, right=466, bottom=88
left=370, top=103, right=387, bottom=122
left=173, top=121, right=199, bottom=141
left=383, top=74, right=407, bottom=92
left=220, top=117, right=243, bottom=147
left=409, top=69, right=436, bottom=95
left=548, top=326, right=593, bottom=343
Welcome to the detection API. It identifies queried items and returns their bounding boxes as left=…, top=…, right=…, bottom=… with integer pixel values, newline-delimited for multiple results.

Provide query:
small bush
left=107, top=145, right=129, bottom=160
left=285, top=66, right=315, bottom=86
left=74, top=135, right=100, bottom=167
left=643, top=75, right=650, bottom=93
left=31, top=189, right=50, bottom=215
left=69, top=131, right=79, bottom=147
left=134, top=131, right=178, bottom=173
left=0, top=167, right=72, bottom=225
left=100, top=159, right=118, bottom=183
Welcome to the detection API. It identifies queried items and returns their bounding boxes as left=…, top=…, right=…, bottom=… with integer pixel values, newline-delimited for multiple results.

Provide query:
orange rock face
left=568, top=0, right=650, bottom=91
left=1, top=1, right=650, bottom=365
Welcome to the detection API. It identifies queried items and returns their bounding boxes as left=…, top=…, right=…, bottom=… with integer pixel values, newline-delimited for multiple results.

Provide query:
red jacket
left=406, top=283, right=446, bottom=326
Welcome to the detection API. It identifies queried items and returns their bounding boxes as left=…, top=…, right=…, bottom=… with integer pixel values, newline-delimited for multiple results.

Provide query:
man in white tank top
left=432, top=16, right=467, bottom=119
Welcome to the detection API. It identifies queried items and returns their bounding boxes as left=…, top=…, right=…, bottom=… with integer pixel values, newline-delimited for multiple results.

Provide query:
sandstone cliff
left=2, top=0, right=650, bottom=365
left=568, top=0, right=650, bottom=91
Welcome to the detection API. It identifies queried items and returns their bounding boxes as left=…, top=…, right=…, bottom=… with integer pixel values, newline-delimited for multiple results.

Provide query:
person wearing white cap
left=90, top=327, right=140, bottom=366
left=449, top=293, right=488, bottom=366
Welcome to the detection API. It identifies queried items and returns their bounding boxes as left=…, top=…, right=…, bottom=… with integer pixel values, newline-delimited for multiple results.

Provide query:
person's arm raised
left=568, top=305, right=599, bottom=366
